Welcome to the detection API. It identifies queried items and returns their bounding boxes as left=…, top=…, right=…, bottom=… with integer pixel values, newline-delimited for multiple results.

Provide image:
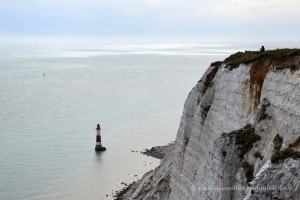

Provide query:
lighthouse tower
left=96, top=128, right=102, bottom=147
left=95, top=124, right=106, bottom=151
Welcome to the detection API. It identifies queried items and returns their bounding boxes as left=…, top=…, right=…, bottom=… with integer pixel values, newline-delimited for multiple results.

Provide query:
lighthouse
left=95, top=124, right=106, bottom=151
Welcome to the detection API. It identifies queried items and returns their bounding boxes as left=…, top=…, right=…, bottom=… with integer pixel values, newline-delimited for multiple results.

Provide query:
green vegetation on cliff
left=211, top=48, right=300, bottom=70
left=271, top=136, right=300, bottom=164
left=222, top=124, right=261, bottom=159
left=242, top=162, right=254, bottom=183
left=273, top=134, right=283, bottom=151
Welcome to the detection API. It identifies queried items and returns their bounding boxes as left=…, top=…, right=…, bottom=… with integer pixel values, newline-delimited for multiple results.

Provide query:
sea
left=0, top=40, right=298, bottom=200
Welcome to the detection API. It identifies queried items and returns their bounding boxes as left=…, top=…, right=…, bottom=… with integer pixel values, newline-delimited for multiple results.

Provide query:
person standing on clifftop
left=260, top=45, right=265, bottom=52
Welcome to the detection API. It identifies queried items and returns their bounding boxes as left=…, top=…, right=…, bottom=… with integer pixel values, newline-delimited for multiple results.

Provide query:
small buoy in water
left=43, top=72, right=45, bottom=76
left=95, top=123, right=106, bottom=151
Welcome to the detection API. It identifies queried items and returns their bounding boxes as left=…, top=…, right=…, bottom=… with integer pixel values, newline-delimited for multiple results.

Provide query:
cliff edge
left=121, top=49, right=300, bottom=200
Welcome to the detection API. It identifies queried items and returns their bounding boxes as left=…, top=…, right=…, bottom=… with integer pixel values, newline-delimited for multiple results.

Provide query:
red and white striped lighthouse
left=95, top=123, right=106, bottom=151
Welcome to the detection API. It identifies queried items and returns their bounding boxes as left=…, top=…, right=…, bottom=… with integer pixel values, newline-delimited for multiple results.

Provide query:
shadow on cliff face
left=203, top=65, right=219, bottom=95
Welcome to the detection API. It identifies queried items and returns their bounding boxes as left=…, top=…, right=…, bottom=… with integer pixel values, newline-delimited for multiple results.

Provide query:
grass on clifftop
left=224, top=51, right=260, bottom=70
left=211, top=48, right=300, bottom=70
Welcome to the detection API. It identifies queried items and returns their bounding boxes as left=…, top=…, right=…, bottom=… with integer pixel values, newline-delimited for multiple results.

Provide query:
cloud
left=0, top=0, right=299, bottom=41
left=4, top=0, right=300, bottom=19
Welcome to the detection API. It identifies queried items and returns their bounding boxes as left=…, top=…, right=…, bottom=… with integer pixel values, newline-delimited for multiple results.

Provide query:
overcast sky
left=0, top=0, right=300, bottom=42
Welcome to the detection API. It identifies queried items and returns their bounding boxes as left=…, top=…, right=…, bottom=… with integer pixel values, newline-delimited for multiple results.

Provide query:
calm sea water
left=0, top=41, right=298, bottom=200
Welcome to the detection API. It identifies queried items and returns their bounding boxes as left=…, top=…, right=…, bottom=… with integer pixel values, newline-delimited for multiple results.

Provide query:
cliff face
left=125, top=50, right=300, bottom=200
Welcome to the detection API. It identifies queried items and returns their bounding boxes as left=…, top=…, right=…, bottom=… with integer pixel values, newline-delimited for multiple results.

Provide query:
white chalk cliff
left=123, top=50, right=300, bottom=200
